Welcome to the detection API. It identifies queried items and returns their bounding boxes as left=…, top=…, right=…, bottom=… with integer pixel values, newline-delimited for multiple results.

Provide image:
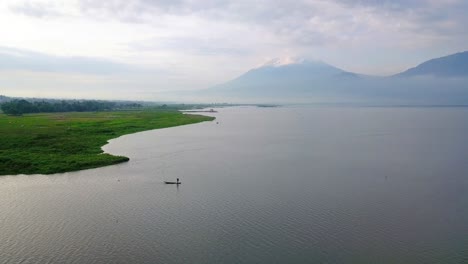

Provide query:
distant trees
left=1, top=100, right=33, bottom=115
left=0, top=99, right=141, bottom=115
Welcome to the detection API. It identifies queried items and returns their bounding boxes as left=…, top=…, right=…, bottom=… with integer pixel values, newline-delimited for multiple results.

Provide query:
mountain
left=394, top=51, right=468, bottom=78
left=193, top=52, right=468, bottom=104
left=222, top=58, right=362, bottom=86
left=206, top=58, right=365, bottom=98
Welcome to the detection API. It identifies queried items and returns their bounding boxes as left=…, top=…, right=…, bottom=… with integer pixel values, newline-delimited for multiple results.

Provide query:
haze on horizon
left=1, top=0, right=467, bottom=101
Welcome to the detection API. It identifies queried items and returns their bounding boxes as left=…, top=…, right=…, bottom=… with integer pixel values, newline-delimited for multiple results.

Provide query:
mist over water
left=1, top=106, right=467, bottom=263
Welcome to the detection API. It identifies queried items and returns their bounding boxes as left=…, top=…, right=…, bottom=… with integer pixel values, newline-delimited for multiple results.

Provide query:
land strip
left=0, top=110, right=214, bottom=175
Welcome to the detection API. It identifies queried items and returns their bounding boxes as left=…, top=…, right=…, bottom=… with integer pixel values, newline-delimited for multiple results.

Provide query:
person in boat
left=177, top=178, right=180, bottom=184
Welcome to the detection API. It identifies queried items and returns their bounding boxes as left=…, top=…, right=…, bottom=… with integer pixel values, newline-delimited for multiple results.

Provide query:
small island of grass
left=0, top=109, right=214, bottom=175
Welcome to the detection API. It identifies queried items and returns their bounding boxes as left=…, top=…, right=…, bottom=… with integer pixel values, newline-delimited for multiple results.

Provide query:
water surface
left=1, top=106, right=467, bottom=263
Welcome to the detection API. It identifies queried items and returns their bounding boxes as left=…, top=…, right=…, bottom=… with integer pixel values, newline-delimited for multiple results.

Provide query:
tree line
left=1, top=99, right=141, bottom=115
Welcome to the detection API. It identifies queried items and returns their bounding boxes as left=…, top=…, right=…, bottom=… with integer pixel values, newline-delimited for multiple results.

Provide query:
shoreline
left=0, top=110, right=214, bottom=176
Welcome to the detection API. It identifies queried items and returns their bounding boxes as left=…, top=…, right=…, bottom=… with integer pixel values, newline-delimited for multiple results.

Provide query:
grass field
left=0, top=110, right=214, bottom=175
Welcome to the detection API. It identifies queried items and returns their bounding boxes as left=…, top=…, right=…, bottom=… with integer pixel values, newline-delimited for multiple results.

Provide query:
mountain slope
left=209, top=59, right=364, bottom=95
left=394, top=51, right=468, bottom=78
left=193, top=53, right=468, bottom=104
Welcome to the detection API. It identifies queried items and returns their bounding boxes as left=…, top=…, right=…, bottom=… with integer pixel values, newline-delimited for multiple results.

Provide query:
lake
left=1, top=106, right=467, bottom=263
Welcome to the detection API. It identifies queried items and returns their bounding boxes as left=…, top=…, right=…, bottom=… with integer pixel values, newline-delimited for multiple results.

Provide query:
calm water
left=1, top=106, right=467, bottom=263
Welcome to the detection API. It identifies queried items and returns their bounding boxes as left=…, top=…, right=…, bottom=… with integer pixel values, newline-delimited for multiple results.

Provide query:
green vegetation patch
left=0, top=110, right=214, bottom=175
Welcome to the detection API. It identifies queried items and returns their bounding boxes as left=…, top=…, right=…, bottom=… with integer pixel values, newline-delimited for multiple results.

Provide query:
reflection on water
left=1, top=106, right=467, bottom=263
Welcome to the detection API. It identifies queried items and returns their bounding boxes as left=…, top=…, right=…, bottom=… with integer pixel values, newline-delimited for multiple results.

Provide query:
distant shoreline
left=181, top=109, right=218, bottom=113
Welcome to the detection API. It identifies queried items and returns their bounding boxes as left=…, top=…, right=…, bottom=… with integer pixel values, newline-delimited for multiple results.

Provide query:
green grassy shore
left=0, top=110, right=214, bottom=175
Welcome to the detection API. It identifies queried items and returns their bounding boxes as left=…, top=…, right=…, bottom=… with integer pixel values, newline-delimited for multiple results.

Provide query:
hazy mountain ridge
left=209, top=60, right=364, bottom=93
left=200, top=52, right=468, bottom=104
left=394, top=51, right=468, bottom=78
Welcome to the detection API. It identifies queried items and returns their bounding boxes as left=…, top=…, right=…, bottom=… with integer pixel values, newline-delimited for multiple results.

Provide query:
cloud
left=336, top=0, right=468, bottom=34
left=9, top=1, right=64, bottom=18
left=12, top=1, right=468, bottom=54
left=129, top=36, right=252, bottom=56
left=76, top=0, right=468, bottom=52
left=0, top=46, right=139, bottom=75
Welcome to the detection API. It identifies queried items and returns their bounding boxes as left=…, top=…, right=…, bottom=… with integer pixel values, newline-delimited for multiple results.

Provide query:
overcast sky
left=1, top=0, right=467, bottom=100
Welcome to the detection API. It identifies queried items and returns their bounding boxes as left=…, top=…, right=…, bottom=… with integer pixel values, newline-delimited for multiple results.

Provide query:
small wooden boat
left=164, top=181, right=181, bottom=185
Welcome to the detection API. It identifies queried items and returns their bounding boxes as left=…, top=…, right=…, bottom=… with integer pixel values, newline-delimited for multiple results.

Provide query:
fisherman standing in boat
left=177, top=178, right=180, bottom=184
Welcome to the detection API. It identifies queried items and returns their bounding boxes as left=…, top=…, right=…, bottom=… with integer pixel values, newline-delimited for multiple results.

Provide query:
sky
left=0, top=0, right=467, bottom=100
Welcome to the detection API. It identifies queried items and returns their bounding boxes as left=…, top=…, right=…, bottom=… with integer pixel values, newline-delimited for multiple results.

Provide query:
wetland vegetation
left=0, top=109, right=214, bottom=175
